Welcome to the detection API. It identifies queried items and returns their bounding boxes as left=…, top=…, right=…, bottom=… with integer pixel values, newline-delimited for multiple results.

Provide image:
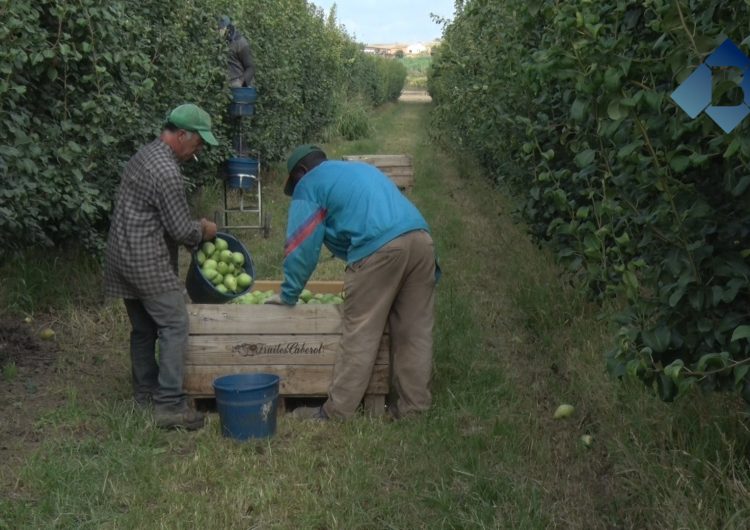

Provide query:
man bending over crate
left=266, top=145, right=441, bottom=420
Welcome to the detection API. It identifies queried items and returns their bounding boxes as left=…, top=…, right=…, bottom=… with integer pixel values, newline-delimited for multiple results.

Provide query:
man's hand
left=200, top=218, right=218, bottom=241
left=264, top=294, right=285, bottom=305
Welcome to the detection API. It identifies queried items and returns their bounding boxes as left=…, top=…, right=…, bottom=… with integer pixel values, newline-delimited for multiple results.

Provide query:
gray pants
left=123, top=290, right=189, bottom=410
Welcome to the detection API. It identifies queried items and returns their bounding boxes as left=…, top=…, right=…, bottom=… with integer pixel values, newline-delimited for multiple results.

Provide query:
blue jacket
left=280, top=160, right=431, bottom=304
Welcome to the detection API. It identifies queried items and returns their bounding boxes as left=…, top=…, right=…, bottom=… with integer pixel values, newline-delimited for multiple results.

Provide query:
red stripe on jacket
left=284, top=208, right=327, bottom=257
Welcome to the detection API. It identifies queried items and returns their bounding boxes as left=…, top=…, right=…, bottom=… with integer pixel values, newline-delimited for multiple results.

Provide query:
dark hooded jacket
left=226, top=25, right=255, bottom=86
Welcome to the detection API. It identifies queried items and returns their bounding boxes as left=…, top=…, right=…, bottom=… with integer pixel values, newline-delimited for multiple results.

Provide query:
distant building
left=363, top=41, right=439, bottom=57
left=364, top=45, right=394, bottom=56
left=364, top=44, right=403, bottom=57
left=406, top=43, right=427, bottom=55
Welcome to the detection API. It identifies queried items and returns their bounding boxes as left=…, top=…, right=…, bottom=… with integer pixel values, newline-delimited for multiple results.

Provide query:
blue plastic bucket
left=223, top=157, right=259, bottom=190
left=213, top=373, right=280, bottom=440
left=228, top=102, right=255, bottom=117
left=185, top=231, right=256, bottom=304
left=231, top=87, right=258, bottom=104
left=226, top=174, right=256, bottom=190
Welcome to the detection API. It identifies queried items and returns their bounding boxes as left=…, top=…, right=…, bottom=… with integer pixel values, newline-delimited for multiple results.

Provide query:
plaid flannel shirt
left=104, top=139, right=202, bottom=299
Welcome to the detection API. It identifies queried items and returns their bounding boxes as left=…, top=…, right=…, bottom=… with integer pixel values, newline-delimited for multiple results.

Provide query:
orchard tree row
left=429, top=0, right=750, bottom=402
left=0, top=0, right=406, bottom=250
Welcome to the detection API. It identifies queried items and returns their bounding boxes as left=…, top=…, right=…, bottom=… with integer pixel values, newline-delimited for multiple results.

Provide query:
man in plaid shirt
left=104, top=104, right=218, bottom=430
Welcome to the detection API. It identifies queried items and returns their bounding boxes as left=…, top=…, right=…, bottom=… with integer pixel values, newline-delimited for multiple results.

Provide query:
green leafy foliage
left=334, top=100, right=373, bottom=141
left=0, top=0, right=405, bottom=251
left=429, top=0, right=750, bottom=402
left=399, top=56, right=431, bottom=89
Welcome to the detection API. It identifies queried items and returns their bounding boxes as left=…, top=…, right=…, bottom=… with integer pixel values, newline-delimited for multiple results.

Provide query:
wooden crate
left=185, top=280, right=388, bottom=414
left=342, top=154, right=414, bottom=192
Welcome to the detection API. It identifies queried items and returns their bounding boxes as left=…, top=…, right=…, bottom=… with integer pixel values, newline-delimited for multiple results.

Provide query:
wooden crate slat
left=378, top=167, right=414, bottom=177
left=187, top=334, right=389, bottom=365
left=188, top=304, right=344, bottom=334
left=343, top=154, right=412, bottom=165
left=342, top=154, right=415, bottom=191
left=184, top=364, right=389, bottom=397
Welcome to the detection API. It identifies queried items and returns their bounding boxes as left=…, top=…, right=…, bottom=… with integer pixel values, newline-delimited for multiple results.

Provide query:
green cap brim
left=284, top=174, right=295, bottom=196
left=197, top=129, right=219, bottom=146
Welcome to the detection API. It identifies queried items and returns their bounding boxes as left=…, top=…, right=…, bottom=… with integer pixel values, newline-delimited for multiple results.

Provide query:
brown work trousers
left=322, top=230, right=437, bottom=419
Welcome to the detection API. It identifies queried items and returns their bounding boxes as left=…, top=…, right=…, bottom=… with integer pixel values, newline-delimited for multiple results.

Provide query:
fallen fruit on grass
left=553, top=403, right=575, bottom=419
left=580, top=434, right=593, bottom=447
left=39, top=328, right=55, bottom=340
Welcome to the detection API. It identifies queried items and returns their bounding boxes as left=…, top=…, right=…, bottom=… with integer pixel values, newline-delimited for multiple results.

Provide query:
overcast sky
left=310, top=0, right=455, bottom=45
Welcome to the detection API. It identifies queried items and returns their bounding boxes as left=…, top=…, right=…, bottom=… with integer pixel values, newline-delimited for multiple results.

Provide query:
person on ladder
left=218, top=15, right=256, bottom=156
left=218, top=15, right=256, bottom=88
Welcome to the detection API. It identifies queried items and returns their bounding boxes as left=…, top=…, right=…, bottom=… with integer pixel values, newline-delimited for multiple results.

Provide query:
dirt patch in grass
left=398, top=90, right=432, bottom=103
left=0, top=316, right=63, bottom=494
left=0, top=317, right=58, bottom=369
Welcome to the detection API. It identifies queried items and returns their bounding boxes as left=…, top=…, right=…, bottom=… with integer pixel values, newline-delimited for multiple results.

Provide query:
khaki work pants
left=322, top=230, right=437, bottom=419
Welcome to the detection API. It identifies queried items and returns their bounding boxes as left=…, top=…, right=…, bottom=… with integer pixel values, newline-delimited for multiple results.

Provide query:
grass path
left=3, top=100, right=750, bottom=529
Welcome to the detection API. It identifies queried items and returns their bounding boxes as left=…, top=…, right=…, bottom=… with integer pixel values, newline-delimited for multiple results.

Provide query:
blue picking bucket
left=229, top=87, right=257, bottom=116
left=223, top=157, right=259, bottom=190
left=213, top=373, right=280, bottom=440
left=231, top=87, right=258, bottom=104
left=185, top=231, right=255, bottom=304
left=228, top=102, right=255, bottom=117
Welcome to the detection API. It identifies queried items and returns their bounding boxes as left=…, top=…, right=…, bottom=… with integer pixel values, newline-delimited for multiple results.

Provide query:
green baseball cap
left=285, top=144, right=323, bottom=195
left=167, top=104, right=219, bottom=146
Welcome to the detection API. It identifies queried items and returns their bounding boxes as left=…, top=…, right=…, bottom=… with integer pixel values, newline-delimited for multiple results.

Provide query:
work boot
left=154, top=406, right=206, bottom=431
left=133, top=393, right=153, bottom=410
